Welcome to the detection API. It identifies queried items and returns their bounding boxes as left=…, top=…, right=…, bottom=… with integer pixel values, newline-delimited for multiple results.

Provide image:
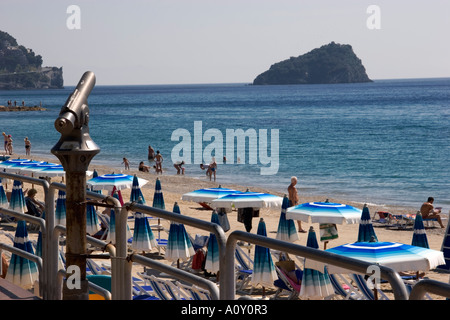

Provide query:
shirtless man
left=420, top=197, right=445, bottom=228
left=288, top=176, right=306, bottom=233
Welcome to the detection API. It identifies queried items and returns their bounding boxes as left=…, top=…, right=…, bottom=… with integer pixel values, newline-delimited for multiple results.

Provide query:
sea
left=1, top=78, right=449, bottom=213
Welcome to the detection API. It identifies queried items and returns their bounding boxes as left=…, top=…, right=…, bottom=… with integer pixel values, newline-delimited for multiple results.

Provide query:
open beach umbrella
left=165, top=202, right=195, bottom=264
left=300, top=227, right=334, bottom=299
left=357, top=204, right=378, bottom=242
left=276, top=195, right=299, bottom=242
left=204, top=211, right=220, bottom=274
left=182, top=186, right=242, bottom=203
left=86, top=203, right=100, bottom=235
left=130, top=174, right=145, bottom=204
left=251, top=218, right=277, bottom=294
left=20, top=161, right=59, bottom=175
left=309, top=241, right=446, bottom=275
left=34, top=165, right=66, bottom=178
left=5, top=220, right=38, bottom=289
left=152, top=178, right=165, bottom=209
left=412, top=212, right=429, bottom=249
left=210, top=190, right=283, bottom=209
left=286, top=200, right=362, bottom=225
left=87, top=173, right=147, bottom=192
left=0, top=159, right=35, bottom=173
left=8, top=180, right=26, bottom=214
left=0, top=177, right=8, bottom=208
left=55, top=189, right=66, bottom=226
left=131, top=198, right=157, bottom=252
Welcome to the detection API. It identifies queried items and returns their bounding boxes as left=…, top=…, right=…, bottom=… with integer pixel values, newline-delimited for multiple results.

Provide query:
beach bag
left=320, top=223, right=338, bottom=241
left=252, top=209, right=260, bottom=217
left=192, top=249, right=205, bottom=270
left=237, top=208, right=245, bottom=223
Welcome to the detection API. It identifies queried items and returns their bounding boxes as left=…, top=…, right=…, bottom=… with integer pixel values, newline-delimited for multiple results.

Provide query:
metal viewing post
left=51, top=71, right=100, bottom=300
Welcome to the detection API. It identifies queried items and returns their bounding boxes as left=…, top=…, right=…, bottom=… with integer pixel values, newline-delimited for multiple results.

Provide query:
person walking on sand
left=6, top=135, right=13, bottom=155
left=420, top=197, right=445, bottom=228
left=209, top=157, right=217, bottom=182
left=24, top=137, right=31, bottom=156
left=155, top=150, right=163, bottom=174
left=288, top=176, right=306, bottom=233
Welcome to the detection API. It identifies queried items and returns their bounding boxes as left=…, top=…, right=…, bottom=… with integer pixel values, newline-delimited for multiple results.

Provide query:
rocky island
left=253, top=42, right=371, bottom=85
left=0, top=30, right=63, bottom=90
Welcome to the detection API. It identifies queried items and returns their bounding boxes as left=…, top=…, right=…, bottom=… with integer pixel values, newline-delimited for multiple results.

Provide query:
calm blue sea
left=1, top=78, right=449, bottom=212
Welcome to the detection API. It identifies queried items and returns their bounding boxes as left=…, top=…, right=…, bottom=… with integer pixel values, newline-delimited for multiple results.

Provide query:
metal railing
left=409, top=279, right=450, bottom=300
left=223, top=230, right=410, bottom=300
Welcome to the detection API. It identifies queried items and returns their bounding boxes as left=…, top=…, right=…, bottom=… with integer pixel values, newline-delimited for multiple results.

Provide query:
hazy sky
left=1, top=0, right=449, bottom=86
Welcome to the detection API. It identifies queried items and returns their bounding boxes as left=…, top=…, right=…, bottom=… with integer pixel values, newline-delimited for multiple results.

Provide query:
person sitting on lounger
left=25, top=188, right=45, bottom=217
left=420, top=197, right=445, bottom=228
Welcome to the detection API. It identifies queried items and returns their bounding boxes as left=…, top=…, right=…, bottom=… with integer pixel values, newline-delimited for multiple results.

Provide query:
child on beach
left=122, top=157, right=130, bottom=170
left=174, top=160, right=185, bottom=175
left=155, top=150, right=163, bottom=174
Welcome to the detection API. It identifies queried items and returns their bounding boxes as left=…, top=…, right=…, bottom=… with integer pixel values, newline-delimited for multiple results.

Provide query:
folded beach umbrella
left=300, top=227, right=334, bottom=299
left=357, top=204, right=378, bottom=242
left=181, top=186, right=242, bottom=203
left=0, top=177, right=8, bottom=208
left=286, top=200, right=361, bottom=225
left=5, top=220, right=38, bottom=289
left=130, top=174, right=145, bottom=204
left=152, top=178, right=165, bottom=210
left=55, top=189, right=66, bottom=226
left=309, top=241, right=446, bottom=275
left=211, top=191, right=283, bottom=209
left=204, top=211, right=220, bottom=274
left=276, top=195, right=299, bottom=242
left=412, top=212, right=429, bottom=249
left=8, top=180, right=26, bottom=214
left=165, top=202, right=195, bottom=263
left=86, top=203, right=100, bottom=235
left=251, top=218, right=277, bottom=291
left=131, top=198, right=157, bottom=252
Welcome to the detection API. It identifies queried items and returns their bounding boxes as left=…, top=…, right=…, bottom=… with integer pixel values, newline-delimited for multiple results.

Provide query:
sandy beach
left=1, top=152, right=449, bottom=300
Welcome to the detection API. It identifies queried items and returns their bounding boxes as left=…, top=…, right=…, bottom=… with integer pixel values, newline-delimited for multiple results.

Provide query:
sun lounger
left=235, top=245, right=253, bottom=294
left=176, top=281, right=212, bottom=300
left=273, top=266, right=301, bottom=300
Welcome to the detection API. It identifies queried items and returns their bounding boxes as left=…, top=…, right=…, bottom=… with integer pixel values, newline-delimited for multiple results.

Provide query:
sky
left=1, top=0, right=449, bottom=86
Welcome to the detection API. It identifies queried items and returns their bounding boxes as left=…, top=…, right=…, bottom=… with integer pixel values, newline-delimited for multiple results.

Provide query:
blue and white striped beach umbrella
left=20, top=161, right=59, bottom=175
left=276, top=195, right=299, bottom=242
left=357, top=204, right=378, bottom=242
left=211, top=191, right=283, bottom=209
left=55, top=189, right=66, bottom=226
left=8, top=180, right=25, bottom=214
left=165, top=203, right=194, bottom=262
left=33, top=165, right=66, bottom=178
left=300, top=227, right=334, bottom=299
left=0, top=159, right=35, bottom=173
left=412, top=213, right=429, bottom=249
left=205, top=211, right=220, bottom=274
left=0, top=177, right=8, bottom=208
left=131, top=199, right=157, bottom=252
left=87, top=173, right=148, bottom=192
left=182, top=186, right=242, bottom=203
left=152, top=178, right=165, bottom=210
left=130, top=174, right=145, bottom=204
left=5, top=220, right=38, bottom=289
left=86, top=203, right=100, bottom=235
left=286, top=201, right=362, bottom=225
left=313, top=241, right=446, bottom=274
left=251, top=218, right=277, bottom=288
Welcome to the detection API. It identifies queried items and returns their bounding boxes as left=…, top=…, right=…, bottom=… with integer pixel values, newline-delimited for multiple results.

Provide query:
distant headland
left=0, top=30, right=63, bottom=90
left=253, top=42, right=372, bottom=85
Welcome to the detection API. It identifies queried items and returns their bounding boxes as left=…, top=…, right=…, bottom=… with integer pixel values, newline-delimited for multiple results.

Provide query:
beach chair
left=175, top=281, right=213, bottom=300
left=148, top=275, right=189, bottom=300
left=235, top=245, right=254, bottom=293
left=351, top=274, right=389, bottom=300
left=133, top=272, right=157, bottom=298
left=86, top=258, right=111, bottom=275
left=273, top=265, right=302, bottom=300
left=328, top=274, right=366, bottom=300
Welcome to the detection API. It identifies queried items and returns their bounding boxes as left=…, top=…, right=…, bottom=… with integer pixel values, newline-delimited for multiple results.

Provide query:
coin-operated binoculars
left=51, top=71, right=100, bottom=300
